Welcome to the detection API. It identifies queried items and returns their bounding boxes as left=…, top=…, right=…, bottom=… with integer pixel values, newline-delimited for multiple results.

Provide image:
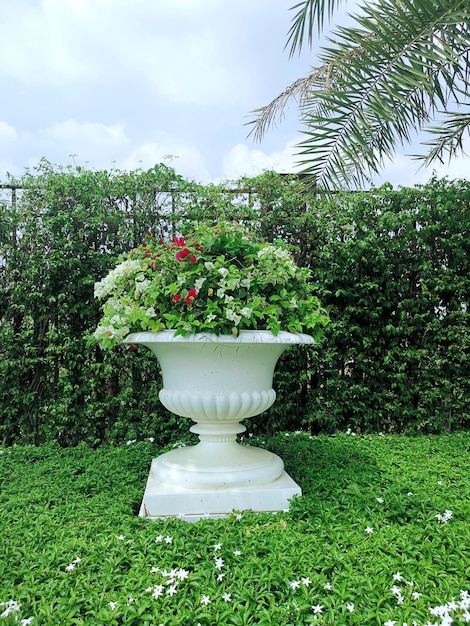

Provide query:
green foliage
left=250, top=0, right=470, bottom=189
left=0, top=433, right=469, bottom=624
left=0, top=163, right=469, bottom=444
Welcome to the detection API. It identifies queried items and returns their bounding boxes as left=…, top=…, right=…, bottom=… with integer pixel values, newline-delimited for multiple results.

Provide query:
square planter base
left=138, top=468, right=302, bottom=522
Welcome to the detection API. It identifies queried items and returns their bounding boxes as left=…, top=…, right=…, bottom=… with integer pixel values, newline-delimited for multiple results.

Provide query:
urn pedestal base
left=139, top=462, right=301, bottom=522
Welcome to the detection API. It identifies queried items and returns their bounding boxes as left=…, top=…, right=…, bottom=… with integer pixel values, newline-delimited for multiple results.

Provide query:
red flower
left=189, top=255, right=197, bottom=263
left=158, top=238, right=164, bottom=244
left=185, top=296, right=192, bottom=305
left=176, top=248, right=190, bottom=261
left=172, top=294, right=182, bottom=303
left=173, top=236, right=185, bottom=247
left=188, top=288, right=198, bottom=299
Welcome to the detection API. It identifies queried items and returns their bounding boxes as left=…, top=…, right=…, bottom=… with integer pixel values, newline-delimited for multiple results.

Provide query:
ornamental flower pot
left=93, top=221, right=329, bottom=520
left=124, top=329, right=314, bottom=520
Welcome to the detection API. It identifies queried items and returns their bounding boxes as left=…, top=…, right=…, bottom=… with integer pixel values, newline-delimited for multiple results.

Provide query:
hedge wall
left=0, top=162, right=468, bottom=445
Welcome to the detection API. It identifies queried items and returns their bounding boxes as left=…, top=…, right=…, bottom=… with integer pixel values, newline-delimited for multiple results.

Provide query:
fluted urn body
left=125, top=330, right=314, bottom=520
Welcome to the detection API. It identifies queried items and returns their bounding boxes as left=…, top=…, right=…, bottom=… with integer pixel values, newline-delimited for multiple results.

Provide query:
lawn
left=1, top=432, right=469, bottom=625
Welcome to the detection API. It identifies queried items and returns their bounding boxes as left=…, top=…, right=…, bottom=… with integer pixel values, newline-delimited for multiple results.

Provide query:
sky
left=0, top=0, right=468, bottom=189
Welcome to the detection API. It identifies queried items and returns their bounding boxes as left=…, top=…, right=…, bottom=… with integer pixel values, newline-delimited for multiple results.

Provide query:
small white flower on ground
left=384, top=621, right=396, bottom=626
left=155, top=535, right=163, bottom=542
left=176, top=569, right=189, bottom=581
left=376, top=497, right=384, bottom=503
left=166, top=584, right=178, bottom=597
left=201, top=595, right=211, bottom=606
left=324, top=583, right=333, bottom=590
left=20, top=619, right=34, bottom=625
left=346, top=603, right=355, bottom=612
left=223, top=593, right=232, bottom=602
left=213, top=543, right=222, bottom=551
left=436, top=510, right=453, bottom=523
left=0, top=601, right=21, bottom=618
left=233, top=550, right=241, bottom=556
left=289, top=580, right=300, bottom=590
left=109, top=601, right=118, bottom=610
left=393, top=572, right=403, bottom=582
left=148, top=437, right=154, bottom=442
left=126, top=439, right=137, bottom=445
left=407, top=492, right=413, bottom=496
left=311, top=605, right=324, bottom=614
left=116, top=535, right=126, bottom=541
left=412, top=592, right=422, bottom=600
left=165, top=536, right=173, bottom=543
left=65, top=563, right=76, bottom=571
left=302, top=577, right=311, bottom=587
left=217, top=573, right=225, bottom=582
left=236, top=513, right=243, bottom=521
left=214, top=557, right=224, bottom=570
left=365, top=526, right=374, bottom=533
left=151, top=585, right=164, bottom=599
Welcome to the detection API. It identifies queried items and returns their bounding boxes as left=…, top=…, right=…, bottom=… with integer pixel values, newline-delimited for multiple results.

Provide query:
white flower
left=201, top=595, right=211, bottom=606
left=216, top=573, right=225, bottom=582
left=20, top=619, right=34, bottom=625
left=346, top=603, right=354, bottom=612
left=204, top=261, right=214, bottom=270
left=218, top=267, right=229, bottom=278
left=176, top=568, right=189, bottom=581
left=240, top=307, right=252, bottom=319
left=206, top=313, right=217, bottom=323
left=109, top=602, right=118, bottom=610
left=436, top=509, right=453, bottom=523
left=0, top=600, right=21, bottom=618
left=194, top=277, right=206, bottom=291
left=94, top=259, right=141, bottom=299
left=145, top=306, right=156, bottom=318
left=365, top=526, right=374, bottom=533
left=155, top=535, right=163, bottom=542
left=393, top=572, right=403, bottom=582
left=301, top=577, right=311, bottom=587
left=289, top=580, right=300, bottom=590
left=152, top=585, right=164, bottom=599
left=311, top=605, right=324, bottom=614
left=166, top=584, right=178, bottom=597
left=223, top=593, right=232, bottom=602
left=65, top=563, right=76, bottom=571
left=225, top=308, right=241, bottom=326
left=324, top=582, right=333, bottom=590
left=165, top=536, right=173, bottom=543
left=233, top=550, right=241, bottom=556
left=214, top=557, right=224, bottom=570
left=376, top=497, right=384, bottom=503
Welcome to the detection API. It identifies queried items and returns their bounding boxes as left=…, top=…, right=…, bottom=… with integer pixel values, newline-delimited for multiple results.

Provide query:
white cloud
left=0, top=121, right=17, bottom=143
left=222, top=139, right=303, bottom=180
left=120, top=134, right=210, bottom=183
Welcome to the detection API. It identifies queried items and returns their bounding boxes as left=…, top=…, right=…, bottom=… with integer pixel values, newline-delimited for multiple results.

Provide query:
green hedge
left=0, top=162, right=469, bottom=445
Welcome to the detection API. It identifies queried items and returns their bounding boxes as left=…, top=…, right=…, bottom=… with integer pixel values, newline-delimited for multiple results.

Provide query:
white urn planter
left=124, top=329, right=314, bottom=521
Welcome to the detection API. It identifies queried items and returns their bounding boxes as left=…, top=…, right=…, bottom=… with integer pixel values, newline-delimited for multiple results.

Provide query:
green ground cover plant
left=1, top=432, right=469, bottom=625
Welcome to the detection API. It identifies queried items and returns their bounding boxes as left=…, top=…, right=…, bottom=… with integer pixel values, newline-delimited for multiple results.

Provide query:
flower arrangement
left=93, top=221, right=328, bottom=348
